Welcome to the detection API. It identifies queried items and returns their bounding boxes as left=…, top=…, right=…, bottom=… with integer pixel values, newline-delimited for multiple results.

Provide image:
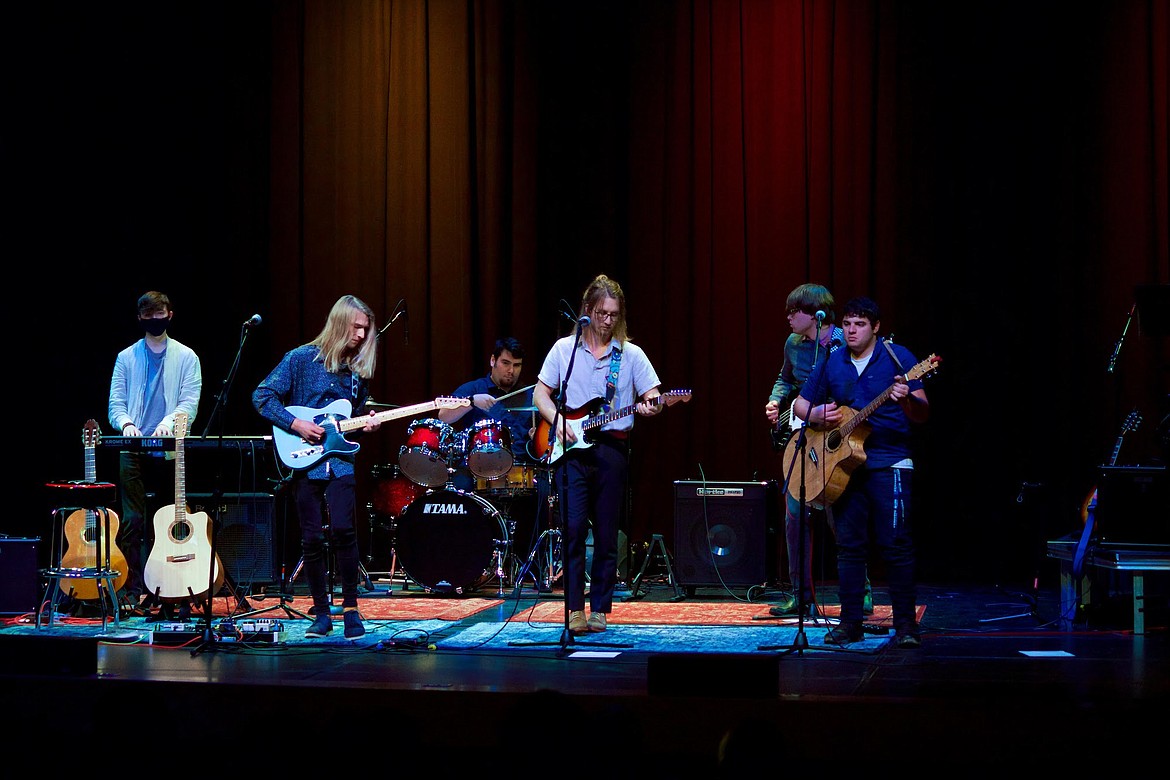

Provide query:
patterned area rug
left=506, top=601, right=926, bottom=626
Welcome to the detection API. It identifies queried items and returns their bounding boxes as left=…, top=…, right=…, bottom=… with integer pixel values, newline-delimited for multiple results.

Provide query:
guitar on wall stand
left=143, top=411, right=224, bottom=605
left=59, top=419, right=129, bottom=600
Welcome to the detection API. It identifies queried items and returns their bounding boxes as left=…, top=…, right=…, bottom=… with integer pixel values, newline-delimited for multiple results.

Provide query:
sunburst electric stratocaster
left=59, top=420, right=129, bottom=599
left=532, top=389, right=692, bottom=465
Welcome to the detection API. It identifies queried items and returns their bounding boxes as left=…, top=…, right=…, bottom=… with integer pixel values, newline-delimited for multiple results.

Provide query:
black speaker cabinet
left=186, top=493, right=277, bottom=586
left=673, top=481, right=778, bottom=588
left=0, top=536, right=40, bottom=615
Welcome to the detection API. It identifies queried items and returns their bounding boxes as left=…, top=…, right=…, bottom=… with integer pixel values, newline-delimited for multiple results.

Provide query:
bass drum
left=394, top=489, right=508, bottom=594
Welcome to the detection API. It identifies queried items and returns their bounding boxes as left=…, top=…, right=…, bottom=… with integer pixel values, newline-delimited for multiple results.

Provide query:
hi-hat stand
left=511, top=486, right=563, bottom=595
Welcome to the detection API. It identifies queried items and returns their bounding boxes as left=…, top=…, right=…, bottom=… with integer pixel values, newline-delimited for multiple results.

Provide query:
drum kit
left=367, top=413, right=556, bottom=595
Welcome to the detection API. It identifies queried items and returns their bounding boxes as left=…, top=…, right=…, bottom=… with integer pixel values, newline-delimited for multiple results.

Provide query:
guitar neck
left=838, top=355, right=936, bottom=436
left=841, top=384, right=896, bottom=437
left=337, top=399, right=439, bottom=434
left=580, top=395, right=666, bottom=433
left=84, top=446, right=97, bottom=483
left=174, top=437, right=187, bottom=522
left=1107, top=435, right=1126, bottom=466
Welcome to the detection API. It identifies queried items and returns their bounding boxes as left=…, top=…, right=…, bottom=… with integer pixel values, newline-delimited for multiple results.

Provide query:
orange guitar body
left=58, top=420, right=129, bottom=599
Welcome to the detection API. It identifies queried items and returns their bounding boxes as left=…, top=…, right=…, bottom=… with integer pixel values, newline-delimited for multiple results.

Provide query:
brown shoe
left=587, top=612, right=607, bottom=632
left=568, top=610, right=588, bottom=634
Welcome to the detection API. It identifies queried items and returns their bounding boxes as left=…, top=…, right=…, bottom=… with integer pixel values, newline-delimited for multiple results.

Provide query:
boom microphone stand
left=761, top=315, right=836, bottom=654
left=509, top=313, right=629, bottom=652
left=192, top=314, right=260, bottom=656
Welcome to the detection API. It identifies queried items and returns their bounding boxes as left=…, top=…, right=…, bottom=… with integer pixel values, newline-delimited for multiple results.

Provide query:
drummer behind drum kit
left=370, top=415, right=551, bottom=596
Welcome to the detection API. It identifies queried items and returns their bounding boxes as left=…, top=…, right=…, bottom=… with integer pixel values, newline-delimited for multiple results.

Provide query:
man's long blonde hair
left=311, top=295, right=377, bottom=378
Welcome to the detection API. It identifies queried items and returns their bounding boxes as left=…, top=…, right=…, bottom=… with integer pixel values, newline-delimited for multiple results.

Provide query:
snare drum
left=464, top=418, right=513, bottom=479
left=393, top=488, right=508, bottom=594
left=474, top=463, right=540, bottom=497
left=398, top=418, right=454, bottom=487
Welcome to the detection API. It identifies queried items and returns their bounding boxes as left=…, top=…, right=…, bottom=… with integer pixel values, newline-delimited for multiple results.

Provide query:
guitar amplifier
left=0, top=537, right=40, bottom=615
left=1094, top=466, right=1168, bottom=545
left=673, top=481, right=778, bottom=588
left=186, top=493, right=278, bottom=587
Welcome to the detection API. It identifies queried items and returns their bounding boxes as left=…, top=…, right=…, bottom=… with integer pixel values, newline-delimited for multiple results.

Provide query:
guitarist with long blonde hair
left=252, top=295, right=382, bottom=640
left=793, top=297, right=931, bottom=649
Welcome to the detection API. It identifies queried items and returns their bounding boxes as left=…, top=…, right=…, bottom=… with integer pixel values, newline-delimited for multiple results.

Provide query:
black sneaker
left=824, top=622, right=864, bottom=645
left=343, top=611, right=365, bottom=639
left=305, top=614, right=333, bottom=638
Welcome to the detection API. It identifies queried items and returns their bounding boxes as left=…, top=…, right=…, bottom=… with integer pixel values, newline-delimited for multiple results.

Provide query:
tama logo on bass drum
left=422, top=501, right=469, bottom=515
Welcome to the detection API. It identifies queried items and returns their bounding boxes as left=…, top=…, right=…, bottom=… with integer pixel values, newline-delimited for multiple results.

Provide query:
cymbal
left=505, top=405, right=539, bottom=413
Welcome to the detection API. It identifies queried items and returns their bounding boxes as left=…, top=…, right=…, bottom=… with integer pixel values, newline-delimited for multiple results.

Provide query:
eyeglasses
left=593, top=309, right=620, bottom=322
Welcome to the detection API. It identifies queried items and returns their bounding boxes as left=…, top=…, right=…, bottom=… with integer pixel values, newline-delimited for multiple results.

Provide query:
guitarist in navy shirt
left=794, top=297, right=930, bottom=648
left=764, top=283, right=871, bottom=619
left=253, top=295, right=382, bottom=639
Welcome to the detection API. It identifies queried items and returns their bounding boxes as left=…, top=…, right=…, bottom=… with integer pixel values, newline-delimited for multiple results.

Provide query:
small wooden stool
left=39, top=481, right=121, bottom=631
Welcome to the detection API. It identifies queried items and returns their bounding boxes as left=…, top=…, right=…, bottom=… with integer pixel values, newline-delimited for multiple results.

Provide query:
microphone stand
left=761, top=318, right=841, bottom=654
left=509, top=316, right=629, bottom=652
left=378, top=299, right=407, bottom=340
left=191, top=320, right=256, bottom=656
left=1106, top=303, right=1135, bottom=375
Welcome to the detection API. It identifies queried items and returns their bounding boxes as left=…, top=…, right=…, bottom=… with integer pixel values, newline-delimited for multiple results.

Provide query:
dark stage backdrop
left=8, top=1, right=1167, bottom=586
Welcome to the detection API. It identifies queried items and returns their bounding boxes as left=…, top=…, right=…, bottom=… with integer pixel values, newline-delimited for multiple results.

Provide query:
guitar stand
left=625, top=534, right=684, bottom=602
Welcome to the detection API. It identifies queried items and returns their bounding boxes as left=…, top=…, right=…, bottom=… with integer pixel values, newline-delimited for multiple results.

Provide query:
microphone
left=577, top=315, right=591, bottom=327
left=815, top=310, right=826, bottom=321
left=378, top=300, right=408, bottom=339
left=243, top=314, right=263, bottom=329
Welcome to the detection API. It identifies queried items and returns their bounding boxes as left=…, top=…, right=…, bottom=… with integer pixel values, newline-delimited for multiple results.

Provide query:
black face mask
left=140, top=317, right=169, bottom=337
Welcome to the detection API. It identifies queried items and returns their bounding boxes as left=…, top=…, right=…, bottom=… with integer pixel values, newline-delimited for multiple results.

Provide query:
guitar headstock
left=174, top=411, right=189, bottom=439
left=661, top=389, right=693, bottom=407
left=1122, top=408, right=1143, bottom=434
left=436, top=396, right=473, bottom=410
left=905, top=354, right=941, bottom=382
left=83, top=419, right=99, bottom=448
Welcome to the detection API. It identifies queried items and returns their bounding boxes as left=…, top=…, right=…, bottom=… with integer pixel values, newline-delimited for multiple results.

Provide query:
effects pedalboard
left=149, top=619, right=288, bottom=645
left=215, top=618, right=287, bottom=643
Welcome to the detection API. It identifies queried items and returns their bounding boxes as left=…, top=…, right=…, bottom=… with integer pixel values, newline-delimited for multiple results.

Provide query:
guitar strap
left=604, top=345, right=622, bottom=413
left=881, top=337, right=905, bottom=373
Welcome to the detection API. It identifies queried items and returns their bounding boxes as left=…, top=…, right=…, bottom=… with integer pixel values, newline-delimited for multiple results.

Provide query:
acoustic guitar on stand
left=59, top=419, right=129, bottom=600
left=782, top=354, right=940, bottom=508
left=143, top=411, right=224, bottom=602
left=532, top=389, right=692, bottom=465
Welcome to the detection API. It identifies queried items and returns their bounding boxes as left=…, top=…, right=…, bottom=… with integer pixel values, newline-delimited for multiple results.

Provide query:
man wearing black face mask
left=108, top=291, right=202, bottom=614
